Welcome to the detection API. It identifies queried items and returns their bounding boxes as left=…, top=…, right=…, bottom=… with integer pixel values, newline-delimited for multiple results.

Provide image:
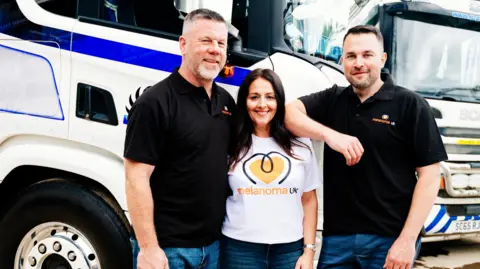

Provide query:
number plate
left=453, top=220, right=480, bottom=233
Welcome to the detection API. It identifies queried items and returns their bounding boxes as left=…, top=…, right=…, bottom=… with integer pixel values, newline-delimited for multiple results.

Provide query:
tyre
left=0, top=179, right=132, bottom=269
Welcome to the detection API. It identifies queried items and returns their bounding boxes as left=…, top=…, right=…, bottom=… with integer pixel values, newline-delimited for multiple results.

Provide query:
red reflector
left=222, top=65, right=234, bottom=78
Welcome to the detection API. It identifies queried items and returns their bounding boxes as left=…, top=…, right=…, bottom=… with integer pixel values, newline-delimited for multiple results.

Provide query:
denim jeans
left=220, top=235, right=304, bottom=269
left=131, top=237, right=220, bottom=269
left=316, top=234, right=422, bottom=269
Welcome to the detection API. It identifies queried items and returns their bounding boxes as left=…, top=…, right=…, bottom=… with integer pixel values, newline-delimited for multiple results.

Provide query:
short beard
left=349, top=75, right=375, bottom=90
left=197, top=64, right=220, bottom=81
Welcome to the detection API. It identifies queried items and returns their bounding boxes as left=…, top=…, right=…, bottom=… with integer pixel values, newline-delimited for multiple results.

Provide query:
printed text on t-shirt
left=237, top=186, right=299, bottom=195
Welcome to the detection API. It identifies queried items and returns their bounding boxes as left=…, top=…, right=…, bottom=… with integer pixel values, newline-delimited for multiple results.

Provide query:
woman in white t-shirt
left=220, top=68, right=322, bottom=269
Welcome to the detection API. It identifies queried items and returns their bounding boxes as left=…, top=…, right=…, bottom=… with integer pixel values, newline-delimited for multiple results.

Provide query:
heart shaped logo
left=243, top=151, right=291, bottom=185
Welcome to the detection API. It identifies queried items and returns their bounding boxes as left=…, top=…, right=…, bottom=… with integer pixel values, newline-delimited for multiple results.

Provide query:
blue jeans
left=316, top=234, right=422, bottom=269
left=220, top=235, right=304, bottom=269
left=131, top=237, right=220, bottom=269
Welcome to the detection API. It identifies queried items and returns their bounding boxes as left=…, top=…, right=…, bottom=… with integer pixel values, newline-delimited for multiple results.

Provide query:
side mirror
left=174, top=0, right=233, bottom=22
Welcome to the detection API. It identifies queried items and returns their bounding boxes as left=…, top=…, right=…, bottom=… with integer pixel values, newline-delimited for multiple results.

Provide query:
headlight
left=469, top=174, right=480, bottom=188
left=451, top=174, right=469, bottom=189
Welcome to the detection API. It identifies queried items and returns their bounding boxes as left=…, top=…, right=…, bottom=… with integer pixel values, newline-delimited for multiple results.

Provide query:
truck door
left=0, top=0, right=73, bottom=138
left=69, top=0, right=189, bottom=157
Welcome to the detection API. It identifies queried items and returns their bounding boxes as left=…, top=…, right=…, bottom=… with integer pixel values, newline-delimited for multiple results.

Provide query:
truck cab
left=0, top=0, right=347, bottom=267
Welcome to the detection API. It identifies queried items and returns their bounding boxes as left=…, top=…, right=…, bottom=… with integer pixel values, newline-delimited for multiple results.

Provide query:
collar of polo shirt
left=171, top=68, right=220, bottom=96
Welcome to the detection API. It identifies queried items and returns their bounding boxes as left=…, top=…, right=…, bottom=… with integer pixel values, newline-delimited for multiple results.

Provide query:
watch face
left=304, top=244, right=316, bottom=251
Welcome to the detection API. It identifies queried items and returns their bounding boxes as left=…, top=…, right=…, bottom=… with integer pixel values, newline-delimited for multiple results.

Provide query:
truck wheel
left=0, top=180, right=132, bottom=269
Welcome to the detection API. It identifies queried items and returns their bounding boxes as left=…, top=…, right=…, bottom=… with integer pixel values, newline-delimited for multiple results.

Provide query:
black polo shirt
left=124, top=70, right=236, bottom=247
left=299, top=73, right=448, bottom=237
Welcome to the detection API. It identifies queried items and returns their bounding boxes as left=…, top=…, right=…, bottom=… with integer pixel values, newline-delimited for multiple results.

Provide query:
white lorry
left=2, top=0, right=477, bottom=267
left=344, top=0, right=480, bottom=242
left=0, top=0, right=346, bottom=267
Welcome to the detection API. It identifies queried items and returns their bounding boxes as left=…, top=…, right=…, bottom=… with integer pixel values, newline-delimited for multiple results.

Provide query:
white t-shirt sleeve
left=301, top=138, right=322, bottom=192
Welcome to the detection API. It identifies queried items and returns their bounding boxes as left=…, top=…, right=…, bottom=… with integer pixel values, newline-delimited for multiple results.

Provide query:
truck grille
left=440, top=127, right=480, bottom=139
left=442, top=162, right=480, bottom=198
left=444, top=144, right=480, bottom=155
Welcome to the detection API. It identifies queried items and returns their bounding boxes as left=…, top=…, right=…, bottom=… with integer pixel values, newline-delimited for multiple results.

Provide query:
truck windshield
left=283, top=0, right=349, bottom=64
left=394, top=17, right=480, bottom=103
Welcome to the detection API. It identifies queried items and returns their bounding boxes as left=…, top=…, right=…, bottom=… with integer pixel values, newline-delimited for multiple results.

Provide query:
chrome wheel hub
left=15, top=222, right=101, bottom=269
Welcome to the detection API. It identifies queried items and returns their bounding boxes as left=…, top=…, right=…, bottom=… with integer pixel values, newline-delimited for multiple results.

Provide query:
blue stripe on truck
left=437, top=216, right=458, bottom=233
left=0, top=15, right=249, bottom=88
left=425, top=206, right=446, bottom=232
left=70, top=33, right=251, bottom=87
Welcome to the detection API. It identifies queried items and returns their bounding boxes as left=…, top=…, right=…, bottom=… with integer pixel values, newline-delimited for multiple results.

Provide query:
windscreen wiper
left=416, top=86, right=480, bottom=102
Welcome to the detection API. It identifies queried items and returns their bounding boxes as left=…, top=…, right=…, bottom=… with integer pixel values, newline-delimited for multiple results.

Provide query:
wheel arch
left=0, top=135, right=131, bottom=235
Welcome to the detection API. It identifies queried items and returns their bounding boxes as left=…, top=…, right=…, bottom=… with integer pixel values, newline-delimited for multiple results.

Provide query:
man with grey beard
left=285, top=25, right=447, bottom=269
left=124, top=8, right=235, bottom=269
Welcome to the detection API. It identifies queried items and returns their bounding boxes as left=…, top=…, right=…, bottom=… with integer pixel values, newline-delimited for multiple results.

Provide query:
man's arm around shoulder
left=285, top=93, right=364, bottom=166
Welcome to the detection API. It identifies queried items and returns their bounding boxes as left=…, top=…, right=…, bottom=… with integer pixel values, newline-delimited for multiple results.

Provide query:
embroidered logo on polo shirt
left=372, top=114, right=395, bottom=125
left=222, top=106, right=232, bottom=115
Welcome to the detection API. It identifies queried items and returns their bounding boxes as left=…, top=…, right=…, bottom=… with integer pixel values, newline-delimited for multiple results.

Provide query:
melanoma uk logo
left=239, top=151, right=298, bottom=196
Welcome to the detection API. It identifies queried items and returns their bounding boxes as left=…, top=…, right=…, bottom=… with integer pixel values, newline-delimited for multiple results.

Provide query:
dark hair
left=183, top=8, right=226, bottom=27
left=229, top=68, right=309, bottom=169
left=343, top=25, right=384, bottom=50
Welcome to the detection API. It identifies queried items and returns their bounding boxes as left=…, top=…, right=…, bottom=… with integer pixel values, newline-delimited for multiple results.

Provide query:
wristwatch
left=303, top=244, right=316, bottom=252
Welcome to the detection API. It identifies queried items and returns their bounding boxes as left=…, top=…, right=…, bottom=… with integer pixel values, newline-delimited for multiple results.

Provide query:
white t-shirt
left=222, top=135, right=322, bottom=244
